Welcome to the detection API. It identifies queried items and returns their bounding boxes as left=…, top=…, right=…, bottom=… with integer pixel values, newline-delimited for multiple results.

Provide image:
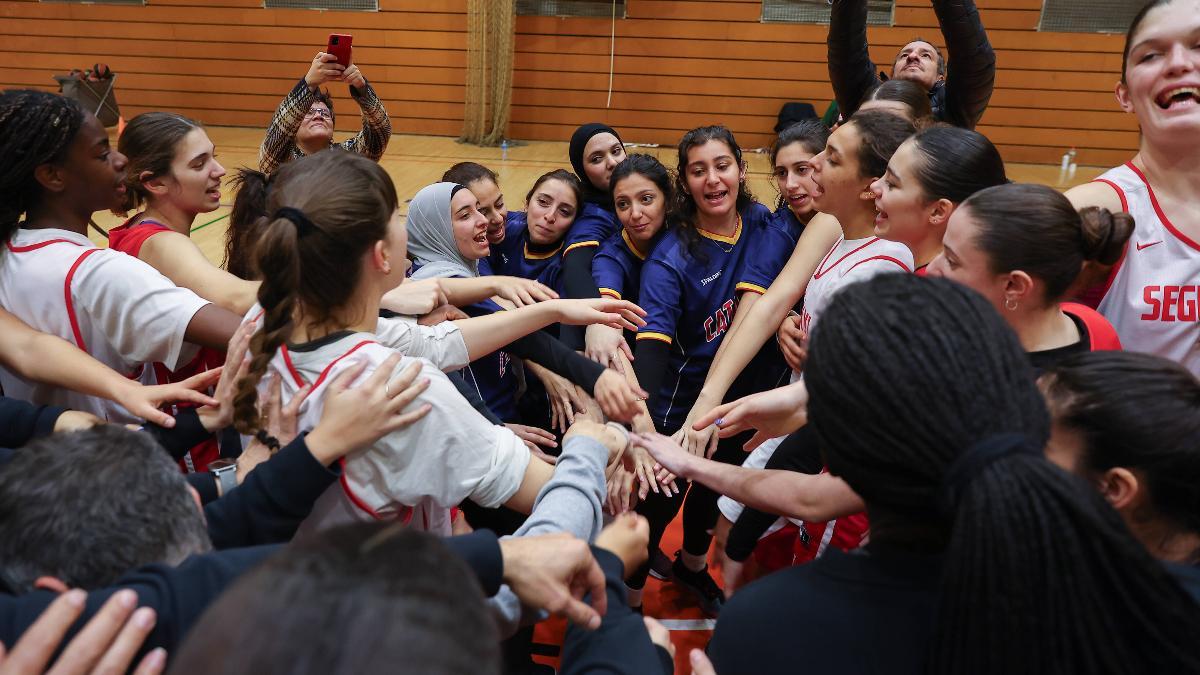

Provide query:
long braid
left=0, top=90, right=85, bottom=243
left=805, top=274, right=1200, bottom=673
left=231, top=214, right=299, bottom=435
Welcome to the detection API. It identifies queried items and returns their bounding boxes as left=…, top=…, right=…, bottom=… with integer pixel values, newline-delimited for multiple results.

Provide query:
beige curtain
left=460, top=0, right=515, bottom=146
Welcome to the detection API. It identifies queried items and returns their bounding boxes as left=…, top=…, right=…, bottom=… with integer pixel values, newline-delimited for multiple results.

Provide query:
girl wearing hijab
left=405, top=181, right=647, bottom=430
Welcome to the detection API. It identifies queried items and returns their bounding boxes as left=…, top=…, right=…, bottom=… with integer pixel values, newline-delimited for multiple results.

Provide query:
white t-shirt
left=257, top=327, right=528, bottom=536
left=0, top=228, right=210, bottom=422
left=1093, top=163, right=1200, bottom=375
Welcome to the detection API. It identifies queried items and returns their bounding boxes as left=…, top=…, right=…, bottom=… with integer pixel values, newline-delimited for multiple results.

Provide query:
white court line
left=658, top=619, right=716, bottom=631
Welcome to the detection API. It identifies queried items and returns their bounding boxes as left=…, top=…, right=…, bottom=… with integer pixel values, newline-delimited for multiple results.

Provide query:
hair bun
left=1078, top=207, right=1135, bottom=265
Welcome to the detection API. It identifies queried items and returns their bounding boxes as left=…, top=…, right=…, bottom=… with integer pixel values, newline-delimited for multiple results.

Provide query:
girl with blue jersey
left=560, top=123, right=633, bottom=364
left=404, top=180, right=644, bottom=433
left=592, top=154, right=672, bottom=336
left=627, top=125, right=781, bottom=615
left=487, top=169, right=583, bottom=298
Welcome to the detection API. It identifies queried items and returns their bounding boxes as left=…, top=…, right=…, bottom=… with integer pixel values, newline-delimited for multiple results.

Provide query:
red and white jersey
left=251, top=321, right=527, bottom=537
left=1092, top=163, right=1200, bottom=375
left=798, top=236, right=914, bottom=338
left=0, top=228, right=209, bottom=422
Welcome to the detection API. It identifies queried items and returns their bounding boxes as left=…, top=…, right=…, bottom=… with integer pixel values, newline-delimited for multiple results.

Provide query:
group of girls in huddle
left=0, top=4, right=1194, bottom=665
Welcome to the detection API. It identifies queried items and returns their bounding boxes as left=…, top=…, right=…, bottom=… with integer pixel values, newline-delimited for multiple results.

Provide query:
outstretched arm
left=634, top=432, right=864, bottom=523
left=934, top=0, right=996, bottom=129
left=0, top=308, right=217, bottom=427
left=827, top=0, right=883, bottom=120
left=139, top=232, right=260, bottom=315
left=685, top=215, right=839, bottom=431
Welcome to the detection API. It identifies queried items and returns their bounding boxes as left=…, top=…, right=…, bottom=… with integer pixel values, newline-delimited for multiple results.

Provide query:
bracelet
left=255, top=429, right=282, bottom=453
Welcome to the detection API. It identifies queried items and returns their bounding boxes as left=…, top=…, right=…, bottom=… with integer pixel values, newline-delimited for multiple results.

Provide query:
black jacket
left=561, top=548, right=674, bottom=674
left=0, top=532, right=505, bottom=666
left=0, top=395, right=65, bottom=450
left=827, top=0, right=995, bottom=129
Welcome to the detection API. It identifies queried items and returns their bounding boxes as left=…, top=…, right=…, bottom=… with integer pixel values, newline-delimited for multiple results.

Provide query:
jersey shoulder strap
left=1061, top=302, right=1123, bottom=352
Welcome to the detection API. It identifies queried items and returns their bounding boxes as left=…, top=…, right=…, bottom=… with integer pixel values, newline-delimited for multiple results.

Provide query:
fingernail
left=65, top=589, right=86, bottom=606
left=691, top=649, right=704, bottom=664
left=145, top=648, right=167, bottom=668
left=116, top=589, right=137, bottom=608
left=714, top=418, right=724, bottom=427
left=588, top=614, right=602, bottom=630
left=134, top=607, right=156, bottom=629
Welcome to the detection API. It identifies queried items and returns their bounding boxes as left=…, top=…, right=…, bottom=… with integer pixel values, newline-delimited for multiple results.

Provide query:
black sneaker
left=648, top=548, right=673, bottom=581
left=670, top=551, right=725, bottom=617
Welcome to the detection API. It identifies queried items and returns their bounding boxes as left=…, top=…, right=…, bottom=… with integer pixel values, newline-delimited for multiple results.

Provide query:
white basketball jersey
left=1093, top=163, right=1200, bottom=375
left=798, top=236, right=914, bottom=337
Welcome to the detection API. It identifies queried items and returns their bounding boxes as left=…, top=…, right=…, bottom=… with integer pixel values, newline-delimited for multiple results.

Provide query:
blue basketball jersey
left=636, top=202, right=774, bottom=431
left=739, top=206, right=804, bottom=293
left=487, top=211, right=565, bottom=295
left=592, top=228, right=665, bottom=306
left=563, top=201, right=620, bottom=257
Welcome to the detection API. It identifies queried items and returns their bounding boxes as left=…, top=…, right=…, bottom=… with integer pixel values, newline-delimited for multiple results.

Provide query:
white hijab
left=407, top=182, right=479, bottom=280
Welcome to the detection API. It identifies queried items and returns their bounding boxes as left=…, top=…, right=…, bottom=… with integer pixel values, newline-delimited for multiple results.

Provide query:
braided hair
left=231, top=151, right=398, bottom=435
left=805, top=273, right=1200, bottom=673
left=0, top=90, right=86, bottom=243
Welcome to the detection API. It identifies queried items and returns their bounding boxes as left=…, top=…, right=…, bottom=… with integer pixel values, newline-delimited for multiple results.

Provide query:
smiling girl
left=1066, top=0, right=1200, bottom=375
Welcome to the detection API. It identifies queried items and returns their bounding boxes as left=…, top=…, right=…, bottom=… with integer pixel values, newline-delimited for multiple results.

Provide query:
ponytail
left=226, top=168, right=273, bottom=280
left=231, top=214, right=299, bottom=435
left=963, top=183, right=1134, bottom=304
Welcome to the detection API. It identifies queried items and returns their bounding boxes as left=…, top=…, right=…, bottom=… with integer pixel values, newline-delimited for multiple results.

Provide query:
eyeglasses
left=305, top=108, right=332, bottom=121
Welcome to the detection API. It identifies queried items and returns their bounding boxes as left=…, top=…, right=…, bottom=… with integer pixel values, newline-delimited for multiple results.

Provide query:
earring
left=1004, top=297, right=1018, bottom=311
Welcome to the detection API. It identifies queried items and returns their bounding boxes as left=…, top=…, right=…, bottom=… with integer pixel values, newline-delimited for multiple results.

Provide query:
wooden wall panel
left=0, top=0, right=1136, bottom=166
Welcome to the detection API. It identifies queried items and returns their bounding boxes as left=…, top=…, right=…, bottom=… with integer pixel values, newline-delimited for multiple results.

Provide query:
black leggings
left=628, top=426, right=754, bottom=589
left=723, top=424, right=824, bottom=562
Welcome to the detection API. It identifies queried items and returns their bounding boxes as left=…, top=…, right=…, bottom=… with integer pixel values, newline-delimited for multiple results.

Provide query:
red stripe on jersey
left=1125, top=161, right=1200, bottom=253
left=812, top=238, right=882, bottom=280
left=1061, top=302, right=1123, bottom=351
left=1092, top=178, right=1129, bottom=212
left=6, top=238, right=85, bottom=253
left=64, top=249, right=102, bottom=353
left=845, top=255, right=912, bottom=275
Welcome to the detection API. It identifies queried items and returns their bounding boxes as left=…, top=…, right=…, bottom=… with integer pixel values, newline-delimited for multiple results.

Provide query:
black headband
left=273, top=207, right=318, bottom=237
left=940, top=433, right=1040, bottom=514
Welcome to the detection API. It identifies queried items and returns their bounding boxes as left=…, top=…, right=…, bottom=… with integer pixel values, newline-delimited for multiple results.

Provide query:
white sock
left=627, top=586, right=643, bottom=607
left=681, top=550, right=708, bottom=573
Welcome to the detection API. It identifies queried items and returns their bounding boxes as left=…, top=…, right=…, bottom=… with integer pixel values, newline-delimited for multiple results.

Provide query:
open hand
left=692, top=381, right=809, bottom=452
left=491, top=276, right=558, bottom=307
left=552, top=298, right=647, bottom=332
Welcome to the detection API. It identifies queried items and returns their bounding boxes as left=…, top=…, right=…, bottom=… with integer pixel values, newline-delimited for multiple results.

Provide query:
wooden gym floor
left=90, top=126, right=1107, bottom=261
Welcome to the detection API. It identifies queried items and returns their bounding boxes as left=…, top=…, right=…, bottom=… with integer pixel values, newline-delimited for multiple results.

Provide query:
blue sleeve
left=636, top=257, right=683, bottom=346
left=592, top=248, right=627, bottom=300
left=565, top=206, right=619, bottom=251
left=737, top=225, right=795, bottom=295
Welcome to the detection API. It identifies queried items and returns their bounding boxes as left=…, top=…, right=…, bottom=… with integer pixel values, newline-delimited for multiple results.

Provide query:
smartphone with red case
left=326, top=33, right=353, bottom=67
